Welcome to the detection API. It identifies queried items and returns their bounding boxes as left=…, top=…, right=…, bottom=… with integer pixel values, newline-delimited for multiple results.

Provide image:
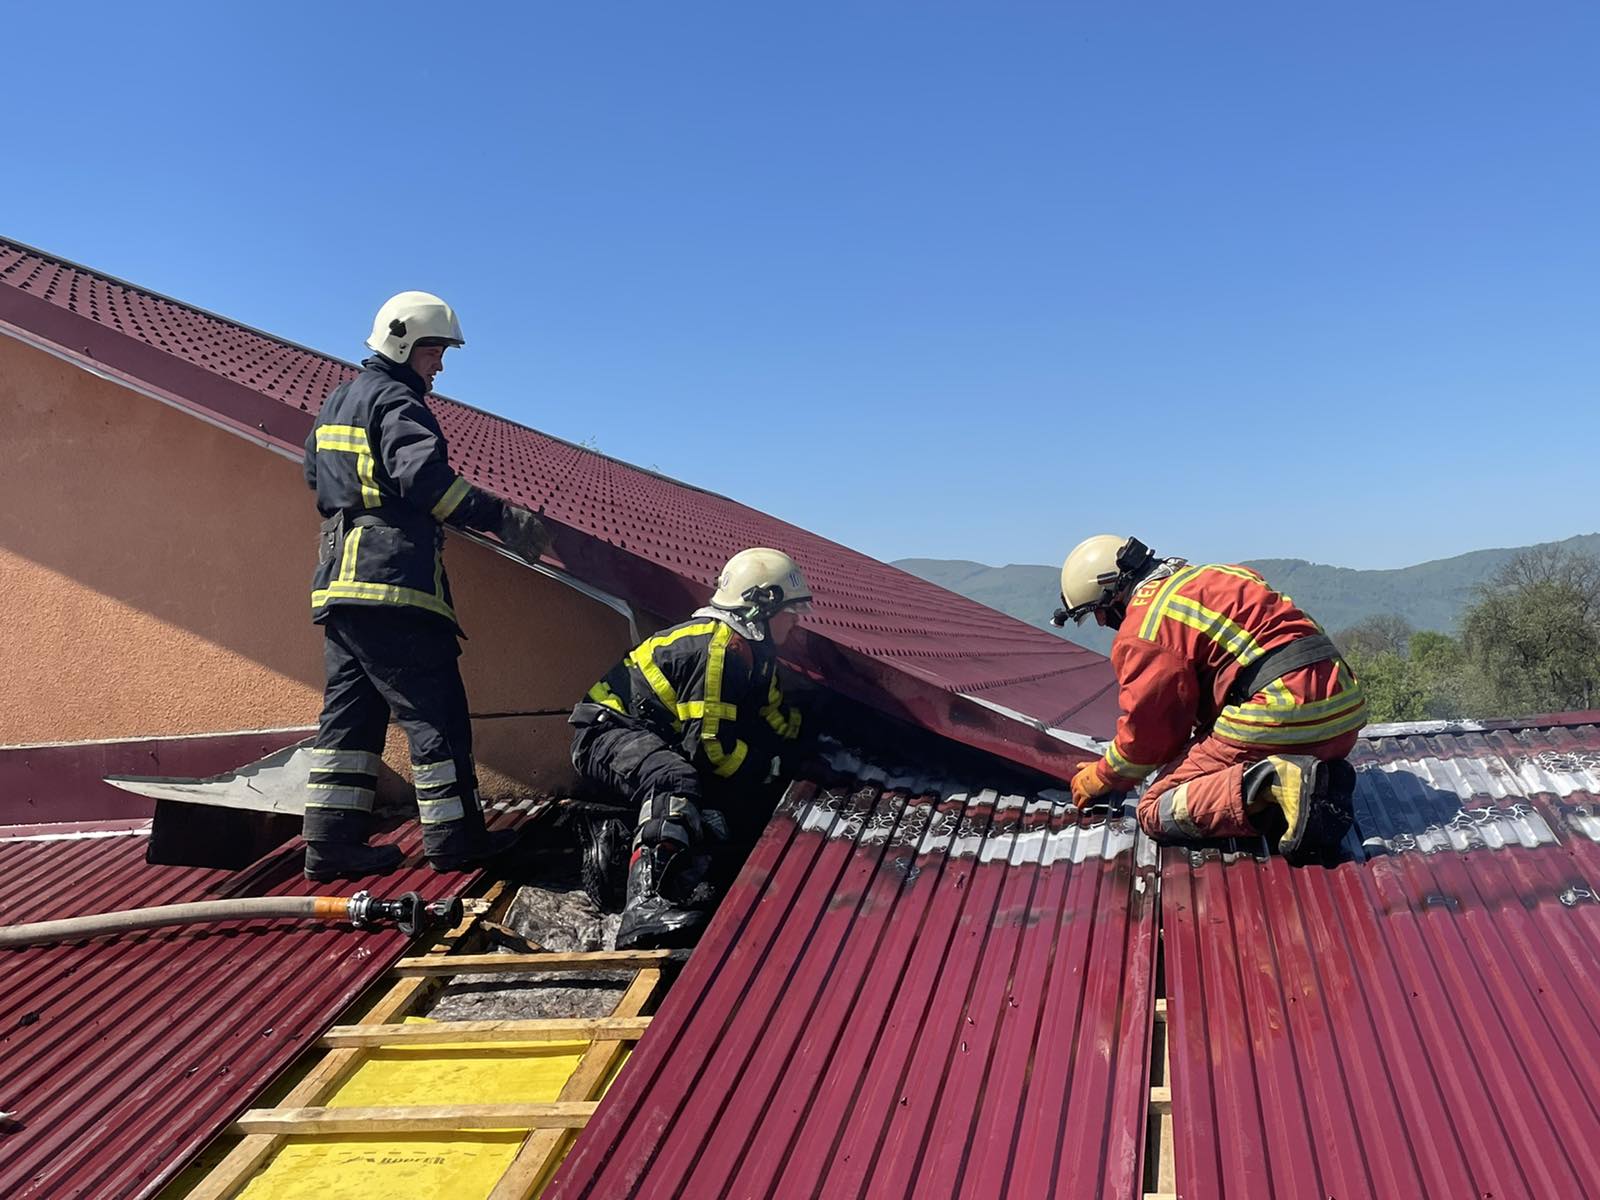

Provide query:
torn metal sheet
left=104, top=740, right=312, bottom=815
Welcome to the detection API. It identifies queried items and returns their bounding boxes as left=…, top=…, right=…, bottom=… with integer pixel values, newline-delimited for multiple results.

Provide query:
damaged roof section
left=548, top=753, right=1160, bottom=1199
left=1162, top=717, right=1600, bottom=1200
left=0, top=237, right=1117, bottom=772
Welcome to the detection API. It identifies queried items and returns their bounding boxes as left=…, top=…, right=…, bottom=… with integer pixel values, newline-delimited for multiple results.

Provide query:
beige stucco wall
left=0, top=332, right=633, bottom=796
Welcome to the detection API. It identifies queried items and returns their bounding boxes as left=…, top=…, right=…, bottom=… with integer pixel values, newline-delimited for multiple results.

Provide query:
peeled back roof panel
left=1161, top=719, right=1600, bottom=1200
left=0, top=237, right=1118, bottom=769
left=546, top=758, right=1160, bottom=1199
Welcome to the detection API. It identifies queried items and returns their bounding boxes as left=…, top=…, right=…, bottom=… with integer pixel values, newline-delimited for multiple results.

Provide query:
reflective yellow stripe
left=1214, top=686, right=1367, bottom=745
left=1105, top=741, right=1160, bottom=780
left=625, top=622, right=721, bottom=727
left=1205, top=564, right=1267, bottom=586
left=1213, top=703, right=1367, bottom=746
left=1162, top=595, right=1267, bottom=665
left=417, top=795, right=466, bottom=824
left=637, top=622, right=721, bottom=651
left=308, top=748, right=381, bottom=775
left=432, top=476, right=471, bottom=522
left=316, top=423, right=380, bottom=507
left=1137, top=566, right=1202, bottom=641
left=703, top=737, right=749, bottom=778
left=357, top=449, right=379, bottom=507
left=678, top=699, right=738, bottom=722
left=305, top=784, right=375, bottom=812
left=338, top=525, right=363, bottom=583
left=312, top=580, right=456, bottom=621
left=1228, top=680, right=1365, bottom=722
left=315, top=425, right=368, bottom=451
left=760, top=676, right=801, bottom=739
left=629, top=651, right=681, bottom=721
left=317, top=523, right=455, bottom=620
left=412, top=760, right=459, bottom=789
left=702, top=623, right=750, bottom=778
left=586, top=681, right=626, bottom=713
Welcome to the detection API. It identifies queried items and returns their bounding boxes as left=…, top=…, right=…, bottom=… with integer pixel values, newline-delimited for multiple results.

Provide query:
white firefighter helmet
left=711, top=547, right=813, bottom=617
left=366, top=291, right=465, bottom=363
left=1055, top=534, right=1153, bottom=625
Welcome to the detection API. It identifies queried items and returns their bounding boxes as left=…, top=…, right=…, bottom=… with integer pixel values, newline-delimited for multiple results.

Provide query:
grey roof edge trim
left=958, top=692, right=1106, bottom=755
left=452, top=528, right=641, bottom=643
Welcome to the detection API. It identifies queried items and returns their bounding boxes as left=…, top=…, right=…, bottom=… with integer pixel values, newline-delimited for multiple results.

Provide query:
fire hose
left=0, top=890, right=463, bottom=949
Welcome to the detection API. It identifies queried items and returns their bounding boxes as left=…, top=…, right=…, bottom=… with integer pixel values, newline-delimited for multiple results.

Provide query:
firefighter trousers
left=569, top=708, right=707, bottom=850
left=1137, top=728, right=1360, bottom=842
left=304, top=608, right=484, bottom=859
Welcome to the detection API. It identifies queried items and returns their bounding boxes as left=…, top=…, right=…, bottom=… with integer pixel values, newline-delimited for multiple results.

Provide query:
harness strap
left=1225, top=634, right=1339, bottom=705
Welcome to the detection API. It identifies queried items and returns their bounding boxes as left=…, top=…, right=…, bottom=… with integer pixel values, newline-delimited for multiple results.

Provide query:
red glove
left=1070, top=760, right=1116, bottom=809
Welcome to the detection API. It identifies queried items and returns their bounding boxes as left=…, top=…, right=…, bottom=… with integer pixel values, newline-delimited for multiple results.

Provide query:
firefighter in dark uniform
left=302, top=290, right=550, bottom=881
left=570, top=548, right=811, bottom=949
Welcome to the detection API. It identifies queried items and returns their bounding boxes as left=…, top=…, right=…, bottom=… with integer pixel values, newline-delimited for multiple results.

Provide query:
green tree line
left=1332, top=547, right=1600, bottom=723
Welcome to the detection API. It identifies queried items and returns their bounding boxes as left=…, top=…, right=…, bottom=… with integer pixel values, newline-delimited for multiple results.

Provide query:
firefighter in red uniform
left=1055, top=535, right=1366, bottom=859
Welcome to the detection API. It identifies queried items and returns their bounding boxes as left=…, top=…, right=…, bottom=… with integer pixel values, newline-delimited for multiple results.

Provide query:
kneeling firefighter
left=1055, top=535, right=1367, bottom=859
left=569, top=548, right=811, bottom=950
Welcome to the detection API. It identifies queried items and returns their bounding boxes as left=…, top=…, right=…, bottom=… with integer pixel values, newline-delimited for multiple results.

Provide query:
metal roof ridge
left=1362, top=710, right=1600, bottom=739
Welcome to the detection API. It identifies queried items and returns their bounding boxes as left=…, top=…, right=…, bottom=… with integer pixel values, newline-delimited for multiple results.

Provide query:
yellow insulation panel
left=237, top=1019, right=626, bottom=1199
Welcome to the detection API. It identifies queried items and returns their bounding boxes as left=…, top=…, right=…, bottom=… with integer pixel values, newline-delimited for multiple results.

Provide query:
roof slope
left=1162, top=716, right=1600, bottom=1199
left=0, top=237, right=1116, bottom=772
left=547, top=753, right=1159, bottom=1199
left=0, top=809, right=503, bottom=1200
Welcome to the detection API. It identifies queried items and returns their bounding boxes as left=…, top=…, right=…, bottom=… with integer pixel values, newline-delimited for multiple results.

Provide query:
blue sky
left=9, top=3, right=1598, bottom=572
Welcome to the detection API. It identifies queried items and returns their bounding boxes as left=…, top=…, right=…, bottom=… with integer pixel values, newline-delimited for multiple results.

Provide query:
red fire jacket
left=1088, top=563, right=1366, bottom=790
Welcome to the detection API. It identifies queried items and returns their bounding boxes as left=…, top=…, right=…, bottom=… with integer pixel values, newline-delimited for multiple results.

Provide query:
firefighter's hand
left=1070, top=760, right=1116, bottom=810
left=497, top=506, right=551, bottom=562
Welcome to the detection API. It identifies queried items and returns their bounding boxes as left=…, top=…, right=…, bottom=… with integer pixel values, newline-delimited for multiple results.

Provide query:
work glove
left=1070, top=759, right=1117, bottom=810
left=497, top=505, right=551, bottom=562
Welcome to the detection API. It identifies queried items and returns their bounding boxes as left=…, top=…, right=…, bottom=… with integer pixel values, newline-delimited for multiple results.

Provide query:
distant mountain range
left=896, top=533, right=1600, bottom=656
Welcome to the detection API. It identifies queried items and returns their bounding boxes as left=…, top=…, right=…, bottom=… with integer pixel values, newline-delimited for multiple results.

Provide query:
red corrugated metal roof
left=547, top=758, right=1160, bottom=1198
left=0, top=236, right=1116, bottom=773
left=1163, top=719, right=1600, bottom=1199
left=0, top=812, right=498, bottom=1199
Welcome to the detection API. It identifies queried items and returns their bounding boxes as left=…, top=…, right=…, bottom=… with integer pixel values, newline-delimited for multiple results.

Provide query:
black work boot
left=614, top=844, right=707, bottom=951
left=1290, top=759, right=1356, bottom=864
left=304, top=841, right=405, bottom=882
left=1247, top=756, right=1355, bottom=862
left=427, top=825, right=521, bottom=873
left=425, top=791, right=523, bottom=873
